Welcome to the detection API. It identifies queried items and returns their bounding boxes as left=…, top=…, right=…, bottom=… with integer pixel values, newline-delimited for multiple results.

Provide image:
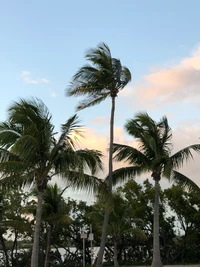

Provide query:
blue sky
left=1, top=1, right=200, bottom=201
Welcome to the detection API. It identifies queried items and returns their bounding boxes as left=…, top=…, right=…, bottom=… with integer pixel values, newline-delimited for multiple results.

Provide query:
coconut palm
left=66, top=42, right=131, bottom=267
left=0, top=98, right=103, bottom=267
left=112, top=111, right=200, bottom=267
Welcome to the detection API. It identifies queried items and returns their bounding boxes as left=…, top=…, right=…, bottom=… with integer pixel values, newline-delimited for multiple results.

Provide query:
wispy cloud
left=21, top=71, right=50, bottom=84
left=49, top=90, right=57, bottom=97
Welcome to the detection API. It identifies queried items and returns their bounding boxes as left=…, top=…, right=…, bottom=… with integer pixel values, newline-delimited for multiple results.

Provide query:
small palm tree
left=0, top=98, right=103, bottom=267
left=66, top=42, right=131, bottom=267
left=42, top=184, right=71, bottom=267
left=112, top=111, right=200, bottom=267
left=90, top=192, right=146, bottom=267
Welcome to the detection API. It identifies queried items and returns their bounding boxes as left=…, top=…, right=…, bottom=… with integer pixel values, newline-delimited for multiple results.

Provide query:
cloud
left=121, top=45, right=200, bottom=107
left=21, top=71, right=50, bottom=84
left=49, top=90, right=57, bottom=97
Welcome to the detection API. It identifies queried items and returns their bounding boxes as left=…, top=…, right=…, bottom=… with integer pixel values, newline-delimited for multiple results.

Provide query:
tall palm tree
left=111, top=111, right=200, bottom=267
left=0, top=98, right=103, bottom=267
left=66, top=42, right=131, bottom=267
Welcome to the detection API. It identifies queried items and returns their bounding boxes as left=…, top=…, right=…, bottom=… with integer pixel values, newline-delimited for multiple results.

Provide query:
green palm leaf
left=66, top=42, right=131, bottom=111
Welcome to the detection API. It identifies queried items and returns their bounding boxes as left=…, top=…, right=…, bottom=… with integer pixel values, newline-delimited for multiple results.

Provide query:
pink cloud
left=120, top=45, right=200, bottom=107
left=74, top=126, right=141, bottom=179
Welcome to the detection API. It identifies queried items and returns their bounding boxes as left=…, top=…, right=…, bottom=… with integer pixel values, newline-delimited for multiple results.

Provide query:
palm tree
left=0, top=98, right=103, bottom=267
left=90, top=192, right=146, bottom=267
left=112, top=111, right=200, bottom=267
left=42, top=183, right=71, bottom=267
left=66, top=42, right=131, bottom=267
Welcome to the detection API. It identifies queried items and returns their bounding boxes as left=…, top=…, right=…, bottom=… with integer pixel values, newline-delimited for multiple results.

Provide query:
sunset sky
left=1, top=0, right=200, bottom=202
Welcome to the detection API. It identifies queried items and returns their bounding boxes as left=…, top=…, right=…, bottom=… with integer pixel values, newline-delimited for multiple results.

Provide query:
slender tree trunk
left=31, top=190, right=44, bottom=267
left=151, top=179, right=163, bottom=267
left=0, top=230, right=10, bottom=267
left=44, top=224, right=53, bottom=267
left=95, top=207, right=110, bottom=266
left=96, top=96, right=115, bottom=267
left=11, top=230, right=18, bottom=266
left=113, top=239, right=120, bottom=267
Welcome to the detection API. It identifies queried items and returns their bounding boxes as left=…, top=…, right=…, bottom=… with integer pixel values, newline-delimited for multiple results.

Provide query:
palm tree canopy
left=41, top=183, right=71, bottom=224
left=112, top=111, right=200, bottom=191
left=66, top=42, right=131, bottom=110
left=89, top=191, right=146, bottom=241
left=0, top=98, right=104, bottom=191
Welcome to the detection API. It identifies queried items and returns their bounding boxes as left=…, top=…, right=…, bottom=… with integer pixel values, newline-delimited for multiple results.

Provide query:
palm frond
left=119, top=66, right=132, bottom=88
left=0, top=122, right=22, bottom=149
left=85, top=42, right=112, bottom=71
left=110, top=166, right=144, bottom=186
left=113, top=143, right=150, bottom=167
left=76, top=93, right=109, bottom=110
left=75, top=149, right=104, bottom=174
left=63, top=171, right=104, bottom=195
left=171, top=170, right=200, bottom=192
left=60, top=114, right=83, bottom=149
left=171, top=144, right=200, bottom=169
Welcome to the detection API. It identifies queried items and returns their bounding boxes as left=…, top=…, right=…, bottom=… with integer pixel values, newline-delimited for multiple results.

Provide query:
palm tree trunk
left=108, top=96, right=115, bottom=191
left=31, top=190, right=44, bottom=267
left=11, top=230, right=18, bottom=266
left=95, top=96, right=115, bottom=267
left=44, top=224, right=53, bottom=267
left=151, top=179, right=163, bottom=267
left=113, top=239, right=120, bottom=267
left=95, top=207, right=109, bottom=266
left=0, top=230, right=10, bottom=267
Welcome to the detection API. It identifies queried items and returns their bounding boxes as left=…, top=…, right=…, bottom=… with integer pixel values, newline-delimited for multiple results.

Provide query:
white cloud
left=21, top=71, right=50, bottom=84
left=40, top=78, right=50, bottom=84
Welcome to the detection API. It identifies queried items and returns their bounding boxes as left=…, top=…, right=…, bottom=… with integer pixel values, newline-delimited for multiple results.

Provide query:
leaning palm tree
left=0, top=98, right=103, bottom=267
left=112, top=112, right=200, bottom=267
left=66, top=42, right=131, bottom=267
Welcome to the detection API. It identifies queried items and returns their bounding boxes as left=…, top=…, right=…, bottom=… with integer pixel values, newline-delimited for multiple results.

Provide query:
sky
left=1, top=0, right=200, bottom=202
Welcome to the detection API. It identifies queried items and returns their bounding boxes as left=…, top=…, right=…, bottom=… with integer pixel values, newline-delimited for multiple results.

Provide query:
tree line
left=0, top=42, right=199, bottom=267
left=0, top=179, right=200, bottom=267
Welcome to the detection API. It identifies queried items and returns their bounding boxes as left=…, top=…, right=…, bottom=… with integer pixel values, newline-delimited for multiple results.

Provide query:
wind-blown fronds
left=66, top=42, right=131, bottom=111
left=110, top=166, right=144, bottom=187
left=0, top=97, right=104, bottom=267
left=113, top=111, right=200, bottom=189
left=171, top=144, right=200, bottom=169
left=171, top=170, right=200, bottom=192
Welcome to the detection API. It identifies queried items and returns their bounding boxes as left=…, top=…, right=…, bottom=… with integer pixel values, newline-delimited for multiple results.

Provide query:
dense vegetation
left=0, top=180, right=200, bottom=267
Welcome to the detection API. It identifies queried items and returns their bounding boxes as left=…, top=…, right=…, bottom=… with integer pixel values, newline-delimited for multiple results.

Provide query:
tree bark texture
left=113, top=239, right=120, bottom=267
left=31, top=190, right=44, bottom=267
left=44, top=224, right=53, bottom=267
left=151, top=180, right=163, bottom=267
